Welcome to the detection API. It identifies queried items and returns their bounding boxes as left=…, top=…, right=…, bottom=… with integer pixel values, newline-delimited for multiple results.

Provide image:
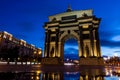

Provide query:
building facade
left=0, top=31, right=42, bottom=62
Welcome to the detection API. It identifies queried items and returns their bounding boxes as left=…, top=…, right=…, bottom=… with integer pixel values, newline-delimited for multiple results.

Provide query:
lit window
left=9, top=37, right=12, bottom=41
left=3, top=35, right=6, bottom=38
left=34, top=51, right=36, bottom=54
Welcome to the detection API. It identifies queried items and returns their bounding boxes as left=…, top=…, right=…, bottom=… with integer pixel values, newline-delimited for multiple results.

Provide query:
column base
left=41, top=57, right=63, bottom=65
left=79, top=57, right=104, bottom=66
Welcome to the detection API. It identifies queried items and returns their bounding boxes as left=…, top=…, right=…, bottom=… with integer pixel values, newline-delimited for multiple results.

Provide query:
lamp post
left=38, top=50, right=42, bottom=63
left=7, top=58, right=10, bottom=64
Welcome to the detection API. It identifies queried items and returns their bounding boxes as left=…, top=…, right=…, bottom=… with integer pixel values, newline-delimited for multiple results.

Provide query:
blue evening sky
left=0, top=0, right=120, bottom=57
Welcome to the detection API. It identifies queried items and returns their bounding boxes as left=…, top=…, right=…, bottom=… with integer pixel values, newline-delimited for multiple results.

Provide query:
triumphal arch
left=41, top=8, right=104, bottom=65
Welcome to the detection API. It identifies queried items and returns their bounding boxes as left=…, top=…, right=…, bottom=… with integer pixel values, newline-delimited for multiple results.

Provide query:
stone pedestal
left=79, top=57, right=104, bottom=66
left=41, top=57, right=63, bottom=65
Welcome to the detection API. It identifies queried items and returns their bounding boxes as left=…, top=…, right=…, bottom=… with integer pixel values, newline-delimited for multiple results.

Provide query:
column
left=93, top=30, right=97, bottom=57
left=61, top=42, right=64, bottom=60
left=89, top=26, right=94, bottom=57
left=58, top=42, right=61, bottom=57
left=95, top=29, right=101, bottom=57
left=46, top=30, right=51, bottom=57
left=44, top=31, right=48, bottom=57
left=79, top=26, right=84, bottom=57
left=55, top=29, right=59, bottom=57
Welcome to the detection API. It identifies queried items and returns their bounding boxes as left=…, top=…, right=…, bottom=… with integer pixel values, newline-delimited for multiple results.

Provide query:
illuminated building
left=0, top=31, right=42, bottom=61
left=42, top=7, right=104, bottom=65
left=104, top=56, right=120, bottom=66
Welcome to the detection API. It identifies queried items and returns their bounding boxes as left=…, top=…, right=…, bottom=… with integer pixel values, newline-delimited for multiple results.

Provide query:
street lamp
left=18, top=57, right=20, bottom=61
left=38, top=50, right=42, bottom=55
left=7, top=58, right=10, bottom=64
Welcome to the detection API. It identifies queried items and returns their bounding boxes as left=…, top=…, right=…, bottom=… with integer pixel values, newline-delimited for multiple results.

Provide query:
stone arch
left=59, top=30, right=79, bottom=42
left=42, top=9, right=104, bottom=65
left=58, top=30, right=81, bottom=59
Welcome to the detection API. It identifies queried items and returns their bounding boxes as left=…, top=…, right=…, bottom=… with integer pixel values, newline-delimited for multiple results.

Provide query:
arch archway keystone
left=41, top=9, right=104, bottom=65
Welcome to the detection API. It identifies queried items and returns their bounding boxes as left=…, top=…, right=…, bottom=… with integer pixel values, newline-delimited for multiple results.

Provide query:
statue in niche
left=50, top=47, right=54, bottom=57
left=85, top=45, right=89, bottom=57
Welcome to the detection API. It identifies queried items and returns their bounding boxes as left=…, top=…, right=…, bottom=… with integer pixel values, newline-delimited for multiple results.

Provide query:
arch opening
left=63, top=37, right=79, bottom=65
